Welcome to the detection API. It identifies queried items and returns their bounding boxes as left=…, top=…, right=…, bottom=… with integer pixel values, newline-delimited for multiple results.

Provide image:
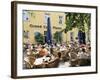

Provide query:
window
left=59, top=16, right=63, bottom=24
left=44, top=31, right=47, bottom=36
left=70, top=32, right=74, bottom=41
left=23, top=10, right=29, bottom=21
left=23, top=30, right=29, bottom=38
left=30, top=12, right=35, bottom=18
left=44, top=13, right=50, bottom=24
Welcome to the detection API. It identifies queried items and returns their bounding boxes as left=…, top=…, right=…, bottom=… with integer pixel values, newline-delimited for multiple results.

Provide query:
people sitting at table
left=59, top=44, right=67, bottom=51
left=77, top=48, right=89, bottom=59
left=68, top=49, right=78, bottom=67
left=24, top=49, right=35, bottom=69
left=86, top=46, right=91, bottom=58
left=26, top=49, right=32, bottom=55
left=77, top=48, right=90, bottom=66
left=23, top=40, right=91, bottom=69
left=39, top=46, right=49, bottom=57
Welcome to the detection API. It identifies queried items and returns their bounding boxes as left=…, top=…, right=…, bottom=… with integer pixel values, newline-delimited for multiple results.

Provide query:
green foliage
left=65, top=13, right=91, bottom=32
left=53, top=31, right=62, bottom=43
left=34, top=32, right=44, bottom=44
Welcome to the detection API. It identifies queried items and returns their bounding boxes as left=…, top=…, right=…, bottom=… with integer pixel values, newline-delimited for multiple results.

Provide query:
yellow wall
left=23, top=10, right=66, bottom=44
left=23, top=10, right=86, bottom=44
left=66, top=28, right=78, bottom=42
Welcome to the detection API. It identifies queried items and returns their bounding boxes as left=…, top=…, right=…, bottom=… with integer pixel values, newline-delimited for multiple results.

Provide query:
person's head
left=88, top=47, right=91, bottom=52
left=87, top=42, right=90, bottom=47
left=27, top=49, right=30, bottom=52
left=82, top=48, right=85, bottom=52
left=75, top=37, right=78, bottom=40
left=41, top=45, right=45, bottom=49
left=88, top=46, right=91, bottom=50
left=79, top=48, right=82, bottom=52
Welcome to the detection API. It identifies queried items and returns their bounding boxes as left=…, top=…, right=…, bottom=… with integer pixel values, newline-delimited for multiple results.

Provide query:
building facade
left=23, top=10, right=67, bottom=44
left=23, top=10, right=90, bottom=45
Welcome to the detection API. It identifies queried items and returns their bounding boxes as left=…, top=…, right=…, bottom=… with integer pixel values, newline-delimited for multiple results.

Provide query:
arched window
left=23, top=30, right=29, bottom=38
left=59, top=16, right=63, bottom=25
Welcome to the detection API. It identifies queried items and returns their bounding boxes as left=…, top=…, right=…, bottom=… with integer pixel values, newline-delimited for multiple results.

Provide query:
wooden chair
left=46, top=58, right=60, bottom=68
left=23, top=55, right=35, bottom=69
left=69, top=52, right=78, bottom=67
left=78, top=58, right=91, bottom=66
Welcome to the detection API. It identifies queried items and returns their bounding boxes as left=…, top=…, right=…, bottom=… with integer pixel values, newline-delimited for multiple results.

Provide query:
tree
left=53, top=31, right=62, bottom=43
left=63, top=12, right=91, bottom=44
left=64, top=13, right=91, bottom=33
left=34, top=32, right=44, bottom=44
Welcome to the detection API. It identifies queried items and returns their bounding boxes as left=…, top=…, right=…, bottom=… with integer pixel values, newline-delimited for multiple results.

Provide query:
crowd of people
left=23, top=41, right=91, bottom=69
